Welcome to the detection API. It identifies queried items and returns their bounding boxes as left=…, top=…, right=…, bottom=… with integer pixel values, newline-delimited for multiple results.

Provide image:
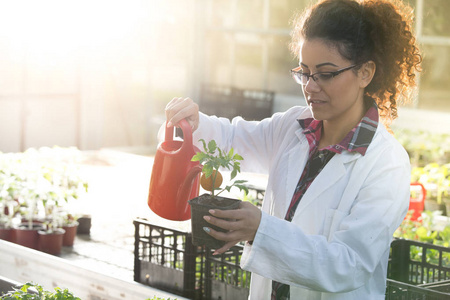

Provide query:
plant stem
left=211, top=171, right=218, bottom=197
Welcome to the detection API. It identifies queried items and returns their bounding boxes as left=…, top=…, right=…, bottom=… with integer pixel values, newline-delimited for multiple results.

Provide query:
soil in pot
left=188, top=194, right=241, bottom=248
left=38, top=228, right=65, bottom=255
left=62, top=221, right=79, bottom=246
left=14, top=223, right=45, bottom=250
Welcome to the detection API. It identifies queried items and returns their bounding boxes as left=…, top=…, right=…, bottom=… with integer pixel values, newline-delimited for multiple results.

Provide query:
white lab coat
left=192, top=105, right=410, bottom=300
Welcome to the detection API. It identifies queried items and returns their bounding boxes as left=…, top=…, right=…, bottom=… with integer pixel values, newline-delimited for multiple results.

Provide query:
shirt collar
left=297, top=102, right=379, bottom=156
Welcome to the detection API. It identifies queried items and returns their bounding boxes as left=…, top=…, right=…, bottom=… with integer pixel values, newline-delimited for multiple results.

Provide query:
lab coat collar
left=296, top=151, right=361, bottom=215
left=286, top=127, right=362, bottom=219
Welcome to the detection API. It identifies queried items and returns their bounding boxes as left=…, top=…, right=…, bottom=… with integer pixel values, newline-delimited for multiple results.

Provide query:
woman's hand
left=165, top=97, right=199, bottom=131
left=203, top=201, right=262, bottom=255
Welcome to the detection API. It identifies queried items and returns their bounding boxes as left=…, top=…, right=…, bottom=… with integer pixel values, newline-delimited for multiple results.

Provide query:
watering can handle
left=165, top=119, right=194, bottom=150
left=176, top=164, right=203, bottom=216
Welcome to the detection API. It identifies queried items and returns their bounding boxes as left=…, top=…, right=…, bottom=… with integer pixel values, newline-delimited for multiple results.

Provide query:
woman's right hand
left=165, top=97, right=200, bottom=131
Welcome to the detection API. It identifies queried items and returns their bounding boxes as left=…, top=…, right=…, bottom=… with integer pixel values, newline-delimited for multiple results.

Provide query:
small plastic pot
left=38, top=228, right=65, bottom=255
left=14, top=223, right=45, bottom=250
left=188, top=194, right=241, bottom=248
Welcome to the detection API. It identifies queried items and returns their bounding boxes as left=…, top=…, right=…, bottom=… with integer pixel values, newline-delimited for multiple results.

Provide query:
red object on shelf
left=408, top=182, right=426, bottom=221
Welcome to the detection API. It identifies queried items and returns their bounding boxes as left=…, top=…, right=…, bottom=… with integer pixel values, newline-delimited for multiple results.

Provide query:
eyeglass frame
left=290, top=64, right=360, bottom=86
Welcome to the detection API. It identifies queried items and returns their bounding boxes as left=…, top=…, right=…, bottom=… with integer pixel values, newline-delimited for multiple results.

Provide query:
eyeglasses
left=290, top=64, right=359, bottom=86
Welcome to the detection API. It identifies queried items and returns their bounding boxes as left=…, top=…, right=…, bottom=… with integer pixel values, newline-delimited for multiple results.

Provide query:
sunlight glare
left=0, top=0, right=146, bottom=62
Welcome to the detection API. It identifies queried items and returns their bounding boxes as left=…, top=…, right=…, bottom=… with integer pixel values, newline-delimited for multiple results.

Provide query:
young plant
left=0, top=282, right=81, bottom=300
left=192, top=139, right=248, bottom=197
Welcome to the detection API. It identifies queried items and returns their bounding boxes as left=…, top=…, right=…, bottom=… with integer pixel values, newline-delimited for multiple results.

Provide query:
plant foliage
left=394, top=210, right=450, bottom=247
left=394, top=211, right=450, bottom=272
left=192, top=139, right=248, bottom=197
left=0, top=282, right=80, bottom=300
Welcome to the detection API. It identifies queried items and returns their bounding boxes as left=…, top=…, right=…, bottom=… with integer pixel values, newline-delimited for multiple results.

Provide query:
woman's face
left=298, top=38, right=366, bottom=125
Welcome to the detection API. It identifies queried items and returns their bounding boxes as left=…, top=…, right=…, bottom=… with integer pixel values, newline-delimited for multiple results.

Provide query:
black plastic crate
left=199, top=84, right=274, bottom=121
left=244, top=184, right=265, bottom=207
left=237, top=88, right=274, bottom=121
left=204, top=245, right=251, bottom=300
left=386, top=239, right=450, bottom=299
left=386, top=279, right=450, bottom=300
left=133, top=218, right=204, bottom=299
left=419, top=279, right=450, bottom=293
left=134, top=218, right=251, bottom=300
left=199, top=85, right=240, bottom=120
left=388, top=239, right=450, bottom=285
left=135, top=222, right=450, bottom=299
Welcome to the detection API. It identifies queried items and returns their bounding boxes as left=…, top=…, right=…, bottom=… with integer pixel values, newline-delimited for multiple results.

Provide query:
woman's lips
left=308, top=99, right=327, bottom=106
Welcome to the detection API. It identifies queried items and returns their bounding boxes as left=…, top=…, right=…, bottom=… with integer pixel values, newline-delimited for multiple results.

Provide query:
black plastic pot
left=77, top=215, right=91, bottom=234
left=188, top=194, right=241, bottom=248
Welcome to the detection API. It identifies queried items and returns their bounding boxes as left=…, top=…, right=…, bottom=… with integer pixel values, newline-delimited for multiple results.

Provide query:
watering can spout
left=176, top=165, right=203, bottom=217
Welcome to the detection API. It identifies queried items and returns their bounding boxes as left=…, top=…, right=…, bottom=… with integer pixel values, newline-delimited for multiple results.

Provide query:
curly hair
left=289, top=0, right=422, bottom=126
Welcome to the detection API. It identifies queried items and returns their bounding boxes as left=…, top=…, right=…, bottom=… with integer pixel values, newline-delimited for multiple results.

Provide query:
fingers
left=204, top=214, right=240, bottom=231
left=212, top=240, right=240, bottom=256
left=165, top=97, right=199, bottom=131
left=203, top=225, right=240, bottom=243
left=203, top=203, right=262, bottom=248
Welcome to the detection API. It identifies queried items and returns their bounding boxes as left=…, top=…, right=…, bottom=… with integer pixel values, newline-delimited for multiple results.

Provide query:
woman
left=165, top=0, right=421, bottom=299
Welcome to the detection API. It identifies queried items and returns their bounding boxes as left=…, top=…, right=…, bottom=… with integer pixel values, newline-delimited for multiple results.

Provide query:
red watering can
left=408, top=182, right=426, bottom=221
left=148, top=119, right=202, bottom=221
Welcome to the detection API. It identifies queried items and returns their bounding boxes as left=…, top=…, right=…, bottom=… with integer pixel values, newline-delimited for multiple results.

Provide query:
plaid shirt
left=272, top=103, right=379, bottom=300
left=285, top=103, right=378, bottom=221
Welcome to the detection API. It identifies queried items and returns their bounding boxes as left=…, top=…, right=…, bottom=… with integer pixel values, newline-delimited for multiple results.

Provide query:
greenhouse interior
left=0, top=0, right=449, bottom=299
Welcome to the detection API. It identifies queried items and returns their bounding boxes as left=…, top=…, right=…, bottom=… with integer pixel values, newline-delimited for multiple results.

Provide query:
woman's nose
left=304, top=77, right=322, bottom=94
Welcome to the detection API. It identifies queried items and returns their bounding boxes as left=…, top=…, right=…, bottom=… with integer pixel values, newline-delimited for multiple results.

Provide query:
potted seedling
left=0, top=201, right=15, bottom=242
left=38, top=225, right=66, bottom=256
left=60, top=212, right=79, bottom=246
left=0, top=157, right=26, bottom=243
left=37, top=208, right=66, bottom=255
left=14, top=196, right=44, bottom=250
left=0, top=196, right=17, bottom=243
left=188, top=139, right=248, bottom=248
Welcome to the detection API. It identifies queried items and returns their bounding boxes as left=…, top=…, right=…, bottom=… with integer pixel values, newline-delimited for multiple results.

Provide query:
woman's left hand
left=203, top=201, right=262, bottom=255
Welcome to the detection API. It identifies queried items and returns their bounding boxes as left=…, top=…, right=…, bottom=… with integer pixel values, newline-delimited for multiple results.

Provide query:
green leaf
left=199, top=139, right=207, bottom=152
left=235, top=184, right=249, bottom=194
left=202, top=164, right=213, bottom=178
left=217, top=147, right=224, bottom=158
left=233, top=154, right=244, bottom=160
left=207, top=140, right=217, bottom=153
left=191, top=153, right=201, bottom=162
left=191, top=152, right=209, bottom=162
left=218, top=158, right=229, bottom=168
left=227, top=148, right=234, bottom=159
left=233, top=180, right=248, bottom=184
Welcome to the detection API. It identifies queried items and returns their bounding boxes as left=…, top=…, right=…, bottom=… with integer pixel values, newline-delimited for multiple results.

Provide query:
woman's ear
left=359, top=61, right=376, bottom=88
